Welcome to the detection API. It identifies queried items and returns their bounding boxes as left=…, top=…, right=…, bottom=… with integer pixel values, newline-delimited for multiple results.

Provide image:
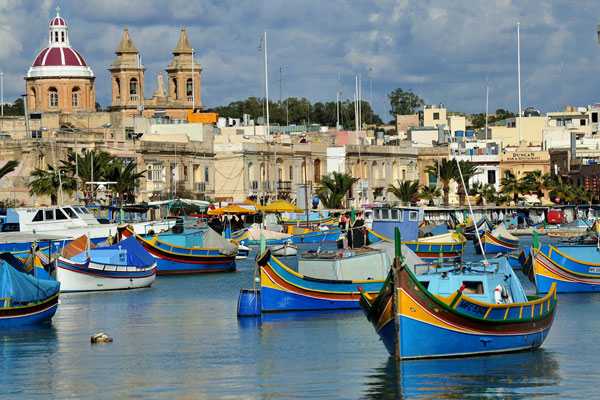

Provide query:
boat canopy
left=492, top=224, right=518, bottom=241
left=0, top=260, right=60, bottom=304
left=98, top=236, right=156, bottom=268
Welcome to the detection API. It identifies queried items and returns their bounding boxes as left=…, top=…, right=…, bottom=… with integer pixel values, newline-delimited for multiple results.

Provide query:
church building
left=25, top=8, right=96, bottom=114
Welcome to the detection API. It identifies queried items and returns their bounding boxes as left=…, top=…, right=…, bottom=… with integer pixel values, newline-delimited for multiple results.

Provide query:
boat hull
left=361, top=265, right=556, bottom=359
left=260, top=256, right=383, bottom=312
left=533, top=245, right=600, bottom=293
left=475, top=231, right=519, bottom=254
left=368, top=229, right=466, bottom=262
left=0, top=293, right=59, bottom=326
left=56, top=258, right=156, bottom=292
left=289, top=228, right=341, bottom=244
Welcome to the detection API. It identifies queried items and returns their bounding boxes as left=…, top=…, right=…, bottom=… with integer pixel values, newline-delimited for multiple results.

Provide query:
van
left=546, top=209, right=566, bottom=224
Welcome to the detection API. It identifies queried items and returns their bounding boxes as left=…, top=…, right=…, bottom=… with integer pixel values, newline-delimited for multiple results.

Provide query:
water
left=2, top=237, right=599, bottom=399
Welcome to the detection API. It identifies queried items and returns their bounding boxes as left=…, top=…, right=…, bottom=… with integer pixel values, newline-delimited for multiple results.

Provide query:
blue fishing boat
left=0, top=258, right=60, bottom=326
left=259, top=241, right=422, bottom=312
left=462, top=216, right=493, bottom=239
left=118, top=223, right=238, bottom=275
left=474, top=224, right=519, bottom=254
left=531, top=243, right=600, bottom=293
left=359, top=236, right=557, bottom=359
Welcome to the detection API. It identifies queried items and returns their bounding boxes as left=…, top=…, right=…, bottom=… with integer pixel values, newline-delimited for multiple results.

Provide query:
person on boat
left=349, top=212, right=365, bottom=248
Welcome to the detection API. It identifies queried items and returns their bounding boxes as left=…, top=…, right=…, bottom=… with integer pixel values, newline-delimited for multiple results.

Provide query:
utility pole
left=279, top=67, right=282, bottom=105
left=369, top=68, right=373, bottom=126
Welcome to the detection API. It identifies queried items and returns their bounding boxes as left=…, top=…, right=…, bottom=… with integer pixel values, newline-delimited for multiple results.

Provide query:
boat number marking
left=589, top=267, right=600, bottom=273
left=457, top=300, right=486, bottom=316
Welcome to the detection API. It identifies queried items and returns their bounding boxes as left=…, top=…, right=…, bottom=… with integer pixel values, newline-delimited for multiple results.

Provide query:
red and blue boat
left=360, top=248, right=557, bottom=359
left=532, top=244, right=600, bottom=293
left=474, top=224, right=519, bottom=254
left=118, top=224, right=238, bottom=275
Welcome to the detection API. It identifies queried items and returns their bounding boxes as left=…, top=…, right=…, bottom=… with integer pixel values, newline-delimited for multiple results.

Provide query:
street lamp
left=127, top=132, right=143, bottom=202
left=41, top=123, right=111, bottom=203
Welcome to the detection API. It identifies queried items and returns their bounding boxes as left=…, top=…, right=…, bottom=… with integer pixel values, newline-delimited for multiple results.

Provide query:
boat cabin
left=2, top=206, right=99, bottom=233
left=371, top=206, right=423, bottom=242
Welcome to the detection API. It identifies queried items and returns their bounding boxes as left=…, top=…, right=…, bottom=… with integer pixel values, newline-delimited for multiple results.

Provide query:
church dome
left=27, top=8, right=94, bottom=78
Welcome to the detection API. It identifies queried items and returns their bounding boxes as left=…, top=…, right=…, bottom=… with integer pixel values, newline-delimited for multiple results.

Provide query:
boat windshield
left=62, top=207, right=78, bottom=219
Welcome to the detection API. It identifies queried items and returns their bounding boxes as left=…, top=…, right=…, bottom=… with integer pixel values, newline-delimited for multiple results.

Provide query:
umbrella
left=208, top=204, right=257, bottom=215
left=263, top=199, right=304, bottom=213
left=243, top=199, right=263, bottom=212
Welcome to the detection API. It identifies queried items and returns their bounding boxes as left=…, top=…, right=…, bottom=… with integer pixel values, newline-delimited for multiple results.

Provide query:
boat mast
left=485, top=70, right=489, bottom=143
left=517, top=22, right=523, bottom=143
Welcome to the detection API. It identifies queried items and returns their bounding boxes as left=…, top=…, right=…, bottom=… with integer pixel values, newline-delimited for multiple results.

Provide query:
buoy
left=91, top=332, right=113, bottom=344
left=237, top=289, right=261, bottom=317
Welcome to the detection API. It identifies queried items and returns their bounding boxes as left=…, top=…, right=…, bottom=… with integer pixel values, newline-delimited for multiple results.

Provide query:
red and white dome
left=27, top=8, right=94, bottom=78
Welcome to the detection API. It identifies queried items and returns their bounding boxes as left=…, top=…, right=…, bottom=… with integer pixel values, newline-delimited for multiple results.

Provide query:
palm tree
left=419, top=185, right=441, bottom=206
left=468, top=182, right=487, bottom=205
left=28, top=164, right=76, bottom=205
left=316, top=172, right=358, bottom=209
left=104, top=161, right=147, bottom=204
left=62, top=149, right=115, bottom=201
left=573, top=185, right=594, bottom=205
left=387, top=180, right=420, bottom=204
left=547, top=175, right=574, bottom=205
left=0, top=160, right=18, bottom=180
left=501, top=171, right=522, bottom=205
left=424, top=159, right=457, bottom=206
left=521, top=170, right=551, bottom=200
left=455, top=160, right=480, bottom=206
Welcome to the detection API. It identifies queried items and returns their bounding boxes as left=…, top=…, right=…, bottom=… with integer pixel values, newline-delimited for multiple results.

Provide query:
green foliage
left=28, top=164, right=76, bottom=205
left=208, top=96, right=383, bottom=129
left=387, top=180, right=420, bottom=204
left=419, top=185, right=441, bottom=206
left=468, top=108, right=517, bottom=129
left=387, top=88, right=424, bottom=117
left=2, top=98, right=24, bottom=116
left=316, top=172, right=358, bottom=209
left=104, top=160, right=147, bottom=203
left=0, top=160, right=19, bottom=179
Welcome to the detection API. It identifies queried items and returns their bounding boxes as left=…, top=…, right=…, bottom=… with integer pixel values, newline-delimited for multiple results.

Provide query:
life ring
left=494, top=284, right=513, bottom=304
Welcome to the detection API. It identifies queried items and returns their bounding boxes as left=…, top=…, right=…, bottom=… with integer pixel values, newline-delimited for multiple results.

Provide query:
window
left=172, top=78, right=178, bottom=99
left=45, top=210, right=54, bottom=220
left=72, top=87, right=79, bottom=108
left=488, top=170, right=496, bottom=185
left=129, top=78, right=138, bottom=101
left=55, top=209, right=67, bottom=220
left=62, top=207, right=78, bottom=218
left=186, top=78, right=193, bottom=101
left=428, top=172, right=437, bottom=186
left=61, top=32, right=65, bottom=42
left=205, top=167, right=209, bottom=183
left=148, top=164, right=164, bottom=182
left=391, top=209, right=399, bottom=221
left=32, top=210, right=44, bottom=222
left=409, top=210, right=418, bottom=221
left=593, top=113, right=598, bottom=123
left=289, top=166, right=293, bottom=181
left=581, top=119, right=587, bottom=126
left=31, top=130, right=42, bottom=139
left=49, top=88, right=58, bottom=108
left=381, top=208, right=389, bottom=220
left=461, top=281, right=484, bottom=294
left=433, top=112, right=440, bottom=120
left=402, top=170, right=406, bottom=180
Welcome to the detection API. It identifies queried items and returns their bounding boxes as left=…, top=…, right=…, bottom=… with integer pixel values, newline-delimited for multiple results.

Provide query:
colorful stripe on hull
left=368, top=229, right=466, bottom=262
left=533, top=245, right=600, bottom=293
left=0, top=293, right=59, bottom=327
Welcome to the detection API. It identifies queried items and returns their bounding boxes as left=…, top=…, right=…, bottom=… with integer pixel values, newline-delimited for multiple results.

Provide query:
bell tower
left=165, top=27, right=202, bottom=110
left=109, top=27, right=146, bottom=113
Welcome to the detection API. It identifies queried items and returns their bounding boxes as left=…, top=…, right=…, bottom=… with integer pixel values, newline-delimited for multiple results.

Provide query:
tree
left=521, top=170, right=551, bottom=200
left=501, top=171, right=523, bottom=205
left=0, top=160, right=18, bottom=180
left=387, top=180, right=420, bottom=204
left=424, top=159, right=457, bottom=206
left=548, top=175, right=575, bottom=204
left=2, top=98, right=24, bottom=116
left=469, top=182, right=498, bottom=206
left=316, top=172, right=358, bottom=209
left=104, top=160, right=147, bottom=204
left=387, top=88, right=424, bottom=117
left=28, top=164, right=76, bottom=205
left=61, top=149, right=116, bottom=202
left=419, top=185, right=441, bottom=206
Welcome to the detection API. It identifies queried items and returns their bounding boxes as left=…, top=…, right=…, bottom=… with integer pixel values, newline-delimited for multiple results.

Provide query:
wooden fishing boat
left=287, top=227, right=342, bottom=244
left=259, top=241, right=422, bottom=312
left=462, top=216, right=493, bottom=239
left=0, top=258, right=60, bottom=326
left=360, top=254, right=557, bottom=359
left=474, top=224, right=519, bottom=254
left=368, top=229, right=466, bottom=262
left=268, top=241, right=298, bottom=257
left=54, top=235, right=156, bottom=292
left=280, top=214, right=337, bottom=228
left=118, top=224, right=237, bottom=275
left=531, top=244, right=600, bottom=293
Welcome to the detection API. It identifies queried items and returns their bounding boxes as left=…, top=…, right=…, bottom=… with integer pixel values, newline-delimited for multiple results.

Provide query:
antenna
left=485, top=70, right=489, bottom=143
left=561, top=60, right=566, bottom=110
left=279, top=67, right=283, bottom=105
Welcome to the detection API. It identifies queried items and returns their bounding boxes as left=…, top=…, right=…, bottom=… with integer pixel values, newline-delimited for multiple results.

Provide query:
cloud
left=2, top=0, right=600, bottom=119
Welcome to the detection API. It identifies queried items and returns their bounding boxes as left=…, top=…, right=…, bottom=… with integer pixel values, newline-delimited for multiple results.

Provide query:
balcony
left=195, top=182, right=206, bottom=192
left=277, top=180, right=292, bottom=192
left=249, top=180, right=259, bottom=190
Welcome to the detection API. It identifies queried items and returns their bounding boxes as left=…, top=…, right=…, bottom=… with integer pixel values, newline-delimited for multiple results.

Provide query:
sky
left=1, top=0, right=600, bottom=122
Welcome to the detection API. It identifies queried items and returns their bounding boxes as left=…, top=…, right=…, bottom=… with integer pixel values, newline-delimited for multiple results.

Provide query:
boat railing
left=412, top=260, right=500, bottom=275
left=0, top=297, right=11, bottom=307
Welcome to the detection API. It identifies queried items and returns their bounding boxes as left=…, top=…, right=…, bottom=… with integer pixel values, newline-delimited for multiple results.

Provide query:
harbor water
left=2, top=236, right=600, bottom=399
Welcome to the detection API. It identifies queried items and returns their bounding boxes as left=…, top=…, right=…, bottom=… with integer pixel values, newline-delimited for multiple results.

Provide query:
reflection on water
left=363, top=349, right=560, bottom=399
